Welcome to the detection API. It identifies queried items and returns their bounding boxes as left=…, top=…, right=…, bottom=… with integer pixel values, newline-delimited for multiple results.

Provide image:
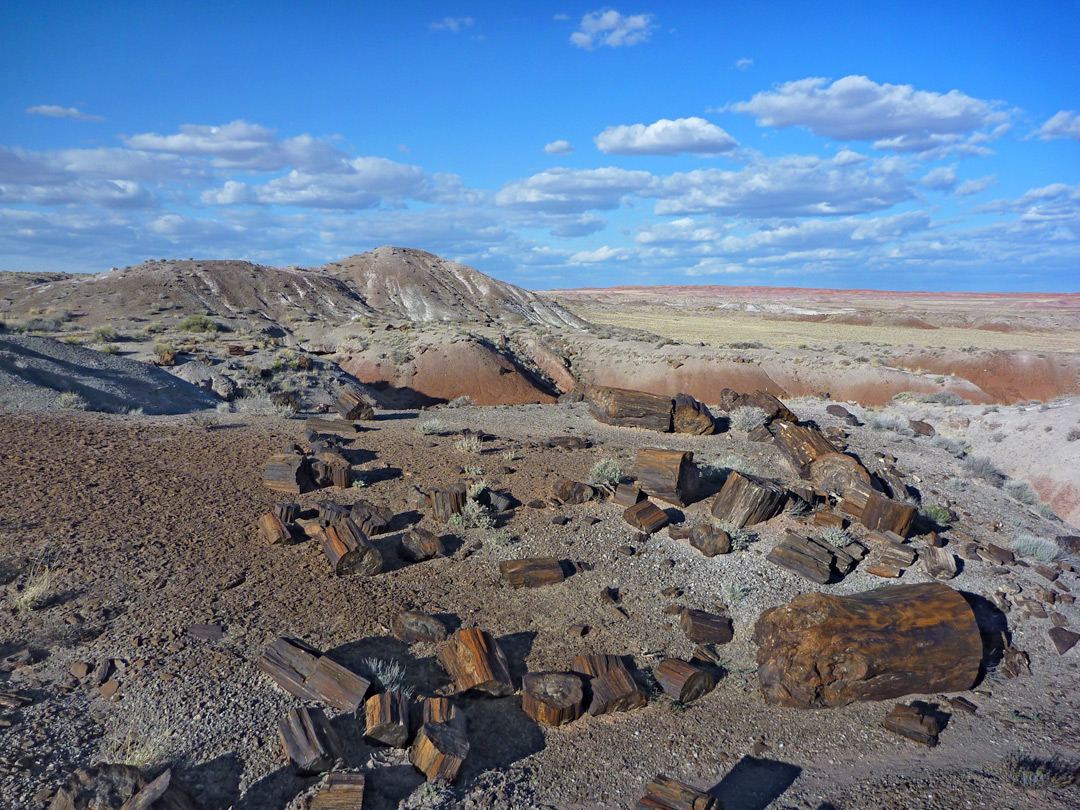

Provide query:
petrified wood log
left=753, top=583, right=982, bottom=708
left=320, top=518, right=383, bottom=576
left=679, top=609, right=734, bottom=645
left=312, top=450, right=351, bottom=489
left=336, top=390, right=374, bottom=421
left=766, top=531, right=843, bottom=584
left=412, top=721, right=469, bottom=783
left=422, top=697, right=465, bottom=728
left=263, top=453, right=316, bottom=494
left=258, top=637, right=371, bottom=711
left=317, top=499, right=351, bottom=525
left=769, top=420, right=839, bottom=478
left=257, top=513, right=295, bottom=546
left=364, top=691, right=410, bottom=747
left=882, top=702, right=943, bottom=746
left=279, top=707, right=347, bottom=776
left=855, top=490, right=917, bottom=537
left=624, top=499, right=669, bottom=534
left=350, top=499, right=392, bottom=536
left=673, top=393, right=715, bottom=435
left=555, top=478, right=597, bottom=505
left=521, top=672, right=585, bottom=726
left=438, top=628, right=514, bottom=696
left=653, top=659, right=715, bottom=703
left=709, top=471, right=787, bottom=528
left=570, top=653, right=626, bottom=678
left=400, top=528, right=445, bottom=562
left=689, top=525, right=730, bottom=557
left=430, top=486, right=466, bottom=523
left=875, top=463, right=909, bottom=501
left=810, top=453, right=872, bottom=496
left=116, top=768, right=201, bottom=810
left=273, top=502, right=301, bottom=523
left=586, top=385, right=673, bottom=432
left=308, top=773, right=366, bottom=810
left=392, top=610, right=448, bottom=644
left=636, top=774, right=716, bottom=810
left=613, top=482, right=645, bottom=507
left=588, top=665, right=647, bottom=716
left=499, top=557, right=565, bottom=588
left=631, top=448, right=699, bottom=506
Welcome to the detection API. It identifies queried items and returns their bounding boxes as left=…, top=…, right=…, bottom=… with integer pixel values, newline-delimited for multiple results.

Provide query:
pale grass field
left=570, top=305, right=1080, bottom=353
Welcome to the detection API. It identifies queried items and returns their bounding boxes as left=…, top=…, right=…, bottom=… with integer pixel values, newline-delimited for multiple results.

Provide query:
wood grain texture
left=320, top=517, right=383, bottom=576
left=586, top=385, right=673, bottom=432
left=636, top=774, right=716, bottom=810
left=769, top=420, right=839, bottom=478
left=673, top=393, right=715, bottom=435
left=438, top=628, right=514, bottom=696
left=709, top=471, right=787, bottom=528
left=623, top=499, right=670, bottom=533
left=631, top=448, right=699, bottom=506
left=653, top=659, right=715, bottom=703
left=279, top=707, right=346, bottom=776
left=499, top=557, right=565, bottom=588
left=522, top=671, right=585, bottom=726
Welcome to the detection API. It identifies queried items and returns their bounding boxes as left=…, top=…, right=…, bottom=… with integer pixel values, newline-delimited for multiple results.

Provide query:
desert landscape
left=0, top=247, right=1078, bottom=810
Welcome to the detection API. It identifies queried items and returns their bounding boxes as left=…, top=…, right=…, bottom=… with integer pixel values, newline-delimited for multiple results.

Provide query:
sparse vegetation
left=589, top=458, right=622, bottom=487
left=56, top=391, right=89, bottom=410
left=930, top=435, right=969, bottom=457
left=962, top=455, right=1005, bottom=486
left=488, top=529, right=514, bottom=546
left=360, top=657, right=413, bottom=697
left=188, top=410, right=217, bottom=430
left=448, top=498, right=496, bottom=531
left=722, top=583, right=751, bottom=604
left=919, top=503, right=952, bottom=525
left=17, top=316, right=66, bottom=333
left=718, top=520, right=755, bottom=551
left=729, top=406, right=769, bottom=432
left=91, top=325, right=120, bottom=343
left=100, top=343, right=120, bottom=354
left=820, top=527, right=854, bottom=548
left=107, top=723, right=171, bottom=770
left=179, top=314, right=218, bottom=333
left=868, top=415, right=914, bottom=435
left=454, top=433, right=482, bottom=454
left=235, top=391, right=295, bottom=418
left=998, top=753, right=1076, bottom=790
left=1004, top=479, right=1039, bottom=505
left=893, top=391, right=967, bottom=406
left=1010, top=534, right=1061, bottom=562
left=1067, top=428, right=1080, bottom=442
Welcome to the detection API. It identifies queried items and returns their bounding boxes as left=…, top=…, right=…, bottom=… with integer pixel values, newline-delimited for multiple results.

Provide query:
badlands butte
left=0, top=245, right=1078, bottom=810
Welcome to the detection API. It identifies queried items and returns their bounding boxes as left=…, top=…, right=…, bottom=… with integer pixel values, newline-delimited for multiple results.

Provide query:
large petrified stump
left=752, top=583, right=982, bottom=708
left=631, top=448, right=699, bottom=506
left=586, top=385, right=673, bottom=432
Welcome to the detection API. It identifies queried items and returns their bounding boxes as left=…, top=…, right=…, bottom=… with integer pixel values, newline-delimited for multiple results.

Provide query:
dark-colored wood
left=570, top=654, right=626, bottom=678
left=430, top=486, right=466, bottom=523
left=752, top=583, right=982, bottom=708
left=845, top=489, right=917, bottom=537
left=631, top=448, right=699, bottom=506
left=555, top=478, right=597, bottom=505
left=653, top=659, right=715, bottom=703
left=636, top=774, right=716, bottom=810
left=305, top=416, right=360, bottom=437
left=422, top=697, right=465, bottom=729
left=391, top=610, right=449, bottom=644
left=769, top=420, right=840, bottom=478
left=1049, top=627, right=1080, bottom=655
left=317, top=500, right=352, bottom=525
left=875, top=463, right=909, bottom=501
left=673, top=393, right=715, bottom=435
left=679, top=609, right=734, bottom=645
left=364, top=690, right=410, bottom=747
left=263, top=453, right=316, bottom=494
left=401, top=528, right=445, bottom=562
left=812, top=511, right=846, bottom=528
left=499, top=557, right=565, bottom=588
left=412, top=722, right=469, bottom=783
left=624, top=499, right=669, bottom=534
left=258, top=637, right=371, bottom=710
left=118, top=768, right=201, bottom=810
left=257, top=513, right=295, bottom=546
left=313, top=450, right=351, bottom=489
left=810, top=453, right=872, bottom=496
left=883, top=703, right=943, bottom=746
left=766, top=530, right=858, bottom=584
left=438, top=628, right=514, bottom=696
left=320, top=518, right=383, bottom=576
left=350, top=499, right=392, bottom=536
left=336, top=390, right=374, bottom=421
left=613, top=483, right=645, bottom=507
left=710, top=471, right=787, bottom=528
left=586, top=385, right=673, bottom=432
left=279, top=707, right=347, bottom=776
left=308, top=773, right=366, bottom=810
left=588, top=665, right=647, bottom=716
left=273, top=502, right=301, bottom=523
left=688, top=524, right=731, bottom=557
left=920, top=547, right=957, bottom=580
left=522, top=672, right=585, bottom=726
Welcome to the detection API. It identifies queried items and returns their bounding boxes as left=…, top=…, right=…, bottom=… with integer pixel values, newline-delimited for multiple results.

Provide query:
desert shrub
left=444, top=395, right=472, bottom=408
left=930, top=435, right=968, bottom=457
left=893, top=391, right=967, bottom=406
left=18, top=317, right=65, bottom=333
left=454, top=433, right=481, bottom=454
left=235, top=391, right=295, bottom=418
left=360, top=657, right=412, bottom=697
left=1038, top=502, right=1056, bottom=519
left=819, top=527, right=853, bottom=548
left=961, top=455, right=1004, bottom=486
left=868, top=416, right=913, bottom=435
left=488, top=529, right=514, bottom=546
left=589, top=458, right=622, bottom=487
left=717, top=520, right=755, bottom=551
left=142, top=322, right=166, bottom=335
left=100, top=343, right=120, bottom=355
left=1066, top=428, right=1080, bottom=442
left=729, top=406, right=769, bottom=432
left=722, top=583, right=751, bottom=604
left=785, top=497, right=810, bottom=517
left=153, top=342, right=175, bottom=356
left=179, top=314, right=218, bottom=333
left=1004, top=479, right=1039, bottom=505
left=998, top=753, right=1075, bottom=789
left=919, top=503, right=952, bottom=525
left=91, top=325, right=119, bottom=343
left=414, top=418, right=447, bottom=435
left=448, top=498, right=495, bottom=531
left=1010, top=534, right=1061, bottom=562
left=13, top=561, right=51, bottom=614
left=56, top=391, right=88, bottom=410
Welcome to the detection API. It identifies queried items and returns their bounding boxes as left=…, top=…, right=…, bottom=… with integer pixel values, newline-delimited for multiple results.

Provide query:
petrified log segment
left=636, top=774, right=717, bottom=810
left=438, top=628, right=514, bottom=696
left=364, top=691, right=410, bottom=747
left=258, top=637, right=371, bottom=710
left=586, top=385, right=673, bottom=432
left=769, top=420, right=839, bottom=478
left=753, top=583, right=982, bottom=708
left=412, top=721, right=469, bottom=783
left=571, top=653, right=626, bottom=678
left=679, top=609, right=734, bottom=645
left=312, top=450, right=351, bottom=489
left=883, top=702, right=943, bottom=746
left=117, top=768, right=201, bottom=810
left=279, top=707, right=347, bottom=776
left=810, top=453, right=872, bottom=496
left=522, top=672, right=585, bottom=726
left=555, top=478, right=597, bottom=505
left=624, top=500, right=669, bottom=534
left=588, top=665, right=647, bottom=716
left=710, top=472, right=787, bottom=529
left=654, top=659, right=715, bottom=703
left=320, top=518, right=383, bottom=576
left=631, top=448, right=699, bottom=506
left=350, top=499, right=392, bottom=536
left=423, top=697, right=464, bottom=728
left=767, top=531, right=860, bottom=584
left=308, top=773, right=366, bottom=810
left=855, top=491, right=917, bottom=538
left=317, top=500, right=351, bottom=526
left=392, top=610, right=449, bottom=645
left=263, top=453, right=316, bottom=494
left=257, top=513, right=295, bottom=546
left=689, top=525, right=731, bottom=557
left=336, top=390, right=374, bottom=421
left=499, top=557, right=565, bottom=588
left=430, top=486, right=466, bottom=523
left=401, top=528, right=445, bottom=562
left=673, top=393, right=715, bottom=435
left=273, top=502, right=301, bottom=523
left=613, top=483, right=645, bottom=507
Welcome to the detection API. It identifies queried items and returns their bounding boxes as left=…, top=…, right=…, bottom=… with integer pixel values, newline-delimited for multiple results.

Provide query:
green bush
left=179, top=314, right=218, bottom=333
left=91, top=325, right=119, bottom=343
left=589, top=458, right=622, bottom=487
left=57, top=391, right=88, bottom=410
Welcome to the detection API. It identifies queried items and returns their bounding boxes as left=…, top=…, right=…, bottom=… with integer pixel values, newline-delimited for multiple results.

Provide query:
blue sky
left=2, top=2, right=1078, bottom=291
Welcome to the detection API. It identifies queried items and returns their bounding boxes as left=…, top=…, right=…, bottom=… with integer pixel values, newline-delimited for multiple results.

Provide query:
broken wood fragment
left=631, top=448, right=699, bottom=506
left=258, top=637, right=370, bottom=710
left=279, top=707, right=347, bottom=776
left=636, top=774, right=716, bottom=810
left=882, top=702, right=943, bottom=746
left=263, top=453, right=316, bottom=494
left=336, top=390, right=374, bottom=421
left=653, top=659, right=715, bottom=703
left=586, top=385, right=674, bottom=432
left=688, top=525, right=731, bottom=557
left=438, top=628, right=514, bottom=696
left=499, top=557, right=565, bottom=588
left=588, top=665, right=647, bottom=716
left=679, top=609, right=734, bottom=645
left=400, top=528, right=445, bottom=563
left=710, top=471, right=787, bottom=529
left=349, top=499, right=392, bottom=536
left=555, top=478, right=597, bottom=505
left=769, top=419, right=839, bottom=478
left=613, top=483, right=645, bottom=507
left=257, top=513, right=296, bottom=546
left=430, top=486, right=466, bottom=523
left=810, top=453, right=872, bottom=496
left=412, top=721, right=469, bottom=783
left=391, top=610, right=448, bottom=645
left=522, top=671, right=585, bottom=726
left=570, top=653, right=626, bottom=678
left=624, top=499, right=669, bottom=534
left=273, top=502, right=301, bottom=523
left=305, top=416, right=360, bottom=437
left=308, top=773, right=366, bottom=810
left=319, top=518, right=383, bottom=576
left=673, top=393, right=715, bottom=435
left=921, top=547, right=958, bottom=580
left=364, top=690, right=410, bottom=747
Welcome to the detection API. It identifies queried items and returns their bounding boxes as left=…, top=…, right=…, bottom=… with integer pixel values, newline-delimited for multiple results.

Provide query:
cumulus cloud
left=730, top=75, right=1007, bottom=152
left=569, top=245, right=625, bottom=263
left=26, top=104, right=104, bottom=122
left=595, top=117, right=737, bottom=156
left=570, top=9, right=654, bottom=49
left=973, top=184, right=1080, bottom=227
left=954, top=174, right=996, bottom=197
left=735, top=58, right=753, bottom=71
left=0, top=146, right=163, bottom=208
left=428, top=16, right=474, bottom=32
left=495, top=167, right=655, bottom=213
left=919, top=166, right=957, bottom=191
left=1034, top=110, right=1080, bottom=142
left=544, top=140, right=574, bottom=155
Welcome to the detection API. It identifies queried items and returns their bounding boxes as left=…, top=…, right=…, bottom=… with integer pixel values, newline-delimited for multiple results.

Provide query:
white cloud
left=1034, top=110, right=1080, bottom=142
left=570, top=9, right=654, bottom=49
left=974, top=184, right=1080, bottom=227
left=735, top=58, right=753, bottom=71
left=26, top=104, right=104, bottom=122
left=495, top=167, right=655, bottom=213
left=200, top=180, right=253, bottom=206
left=428, top=17, right=474, bottom=32
left=569, top=245, right=625, bottom=263
left=544, top=140, right=574, bottom=155
left=595, top=117, right=737, bottom=156
left=730, top=75, right=1007, bottom=151
left=919, top=166, right=956, bottom=191
left=954, top=174, right=996, bottom=197
left=554, top=13, right=571, bottom=21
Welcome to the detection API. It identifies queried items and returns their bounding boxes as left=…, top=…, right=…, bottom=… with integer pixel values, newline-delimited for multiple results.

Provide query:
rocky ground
left=1, top=396, right=1078, bottom=810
